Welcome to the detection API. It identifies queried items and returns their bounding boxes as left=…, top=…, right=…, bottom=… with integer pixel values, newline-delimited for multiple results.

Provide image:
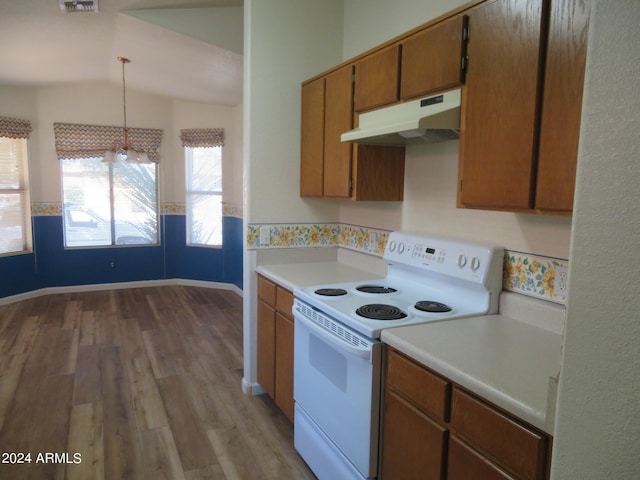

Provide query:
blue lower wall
left=0, top=214, right=243, bottom=299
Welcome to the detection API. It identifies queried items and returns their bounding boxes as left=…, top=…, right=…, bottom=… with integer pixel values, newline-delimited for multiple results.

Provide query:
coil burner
left=356, top=304, right=407, bottom=320
left=414, top=300, right=452, bottom=313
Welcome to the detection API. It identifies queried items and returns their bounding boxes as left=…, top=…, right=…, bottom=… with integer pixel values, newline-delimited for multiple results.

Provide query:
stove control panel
left=384, top=232, right=504, bottom=287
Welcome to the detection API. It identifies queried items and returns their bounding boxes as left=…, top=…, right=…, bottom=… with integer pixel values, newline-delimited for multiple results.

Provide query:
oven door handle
left=295, top=311, right=373, bottom=362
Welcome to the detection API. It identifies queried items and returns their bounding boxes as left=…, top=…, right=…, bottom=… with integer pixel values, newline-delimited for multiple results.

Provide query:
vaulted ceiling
left=0, top=0, right=244, bottom=105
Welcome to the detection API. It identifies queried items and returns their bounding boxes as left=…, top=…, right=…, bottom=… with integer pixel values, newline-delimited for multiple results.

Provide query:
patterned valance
left=180, top=128, right=224, bottom=148
left=0, top=116, right=32, bottom=139
left=53, top=122, right=163, bottom=163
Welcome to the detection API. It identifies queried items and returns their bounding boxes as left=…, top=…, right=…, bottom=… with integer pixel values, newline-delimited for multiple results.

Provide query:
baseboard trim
left=242, top=377, right=266, bottom=396
left=0, top=279, right=243, bottom=306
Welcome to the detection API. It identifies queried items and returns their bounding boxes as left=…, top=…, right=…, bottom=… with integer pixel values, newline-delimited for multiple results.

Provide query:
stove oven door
left=293, top=302, right=382, bottom=480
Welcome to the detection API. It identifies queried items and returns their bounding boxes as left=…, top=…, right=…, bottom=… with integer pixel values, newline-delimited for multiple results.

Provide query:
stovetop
left=293, top=232, right=504, bottom=339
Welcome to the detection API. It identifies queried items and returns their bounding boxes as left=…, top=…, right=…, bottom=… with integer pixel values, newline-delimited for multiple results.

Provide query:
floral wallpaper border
left=246, top=223, right=390, bottom=256
left=503, top=251, right=568, bottom=304
left=31, top=202, right=244, bottom=218
left=248, top=222, right=569, bottom=305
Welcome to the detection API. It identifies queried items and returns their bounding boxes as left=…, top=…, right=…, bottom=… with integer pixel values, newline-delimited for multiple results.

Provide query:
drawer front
left=385, top=347, right=450, bottom=422
left=448, top=435, right=515, bottom=480
left=451, top=388, right=548, bottom=480
left=276, top=286, right=294, bottom=320
left=257, top=275, right=277, bottom=306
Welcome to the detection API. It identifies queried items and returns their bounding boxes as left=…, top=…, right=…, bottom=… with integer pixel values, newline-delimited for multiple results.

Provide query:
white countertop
left=381, top=313, right=562, bottom=434
left=255, top=261, right=384, bottom=292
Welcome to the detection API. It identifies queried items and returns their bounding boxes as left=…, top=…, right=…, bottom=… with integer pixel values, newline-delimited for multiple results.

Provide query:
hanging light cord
left=118, top=56, right=131, bottom=148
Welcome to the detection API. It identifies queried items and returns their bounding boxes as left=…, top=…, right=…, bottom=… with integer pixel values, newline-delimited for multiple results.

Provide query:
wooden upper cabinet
left=300, top=65, right=405, bottom=201
left=535, top=0, right=590, bottom=213
left=354, top=45, right=401, bottom=113
left=458, top=0, right=545, bottom=210
left=323, top=65, right=355, bottom=198
left=401, top=14, right=469, bottom=100
left=300, top=77, right=325, bottom=197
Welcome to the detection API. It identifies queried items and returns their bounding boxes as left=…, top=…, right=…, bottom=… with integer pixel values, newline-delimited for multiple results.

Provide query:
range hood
left=341, top=89, right=461, bottom=146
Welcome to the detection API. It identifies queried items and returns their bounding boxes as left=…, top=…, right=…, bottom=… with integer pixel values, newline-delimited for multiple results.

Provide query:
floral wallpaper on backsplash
left=248, top=222, right=568, bottom=305
left=503, top=251, right=568, bottom=304
left=246, top=223, right=390, bottom=256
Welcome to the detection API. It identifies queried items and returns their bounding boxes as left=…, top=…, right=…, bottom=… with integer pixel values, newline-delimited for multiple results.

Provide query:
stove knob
left=398, top=242, right=405, bottom=254
left=457, top=254, right=467, bottom=268
left=471, top=257, right=481, bottom=271
left=388, top=240, right=396, bottom=253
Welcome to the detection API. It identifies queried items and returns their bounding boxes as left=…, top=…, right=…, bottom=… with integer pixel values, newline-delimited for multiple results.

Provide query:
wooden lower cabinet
left=274, top=312, right=294, bottom=421
left=257, top=299, right=276, bottom=399
left=450, top=388, right=550, bottom=480
left=448, top=435, right=515, bottom=480
left=381, top=390, right=448, bottom=480
left=257, top=275, right=295, bottom=422
left=380, top=346, right=552, bottom=480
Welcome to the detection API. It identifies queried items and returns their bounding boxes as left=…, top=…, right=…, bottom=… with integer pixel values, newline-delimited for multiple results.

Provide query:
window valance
left=0, top=116, right=32, bottom=140
left=53, top=122, right=163, bottom=162
left=180, top=128, right=224, bottom=148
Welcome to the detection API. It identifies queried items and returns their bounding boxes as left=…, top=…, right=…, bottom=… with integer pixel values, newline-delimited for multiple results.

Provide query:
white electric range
left=292, top=231, right=504, bottom=480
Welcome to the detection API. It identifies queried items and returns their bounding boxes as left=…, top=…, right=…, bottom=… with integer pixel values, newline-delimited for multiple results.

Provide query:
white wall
left=340, top=0, right=572, bottom=260
left=244, top=0, right=344, bottom=225
left=551, top=1, right=640, bottom=477
left=242, top=0, right=345, bottom=392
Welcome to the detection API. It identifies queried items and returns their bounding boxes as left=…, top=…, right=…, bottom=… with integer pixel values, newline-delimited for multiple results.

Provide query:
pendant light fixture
left=103, top=57, right=150, bottom=164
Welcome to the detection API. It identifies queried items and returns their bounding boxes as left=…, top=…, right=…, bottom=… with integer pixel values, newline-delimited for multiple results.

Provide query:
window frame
left=185, top=145, right=223, bottom=248
left=0, top=136, right=32, bottom=257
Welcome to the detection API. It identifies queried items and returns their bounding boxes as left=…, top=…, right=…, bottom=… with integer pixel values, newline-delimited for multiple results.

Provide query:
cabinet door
left=380, top=391, right=448, bottom=480
left=458, top=0, right=544, bottom=209
left=448, top=435, right=515, bottom=480
left=401, top=15, right=469, bottom=100
left=354, top=45, right=400, bottom=112
left=257, top=300, right=275, bottom=398
left=300, top=77, right=325, bottom=197
left=323, top=65, right=354, bottom=198
left=535, top=0, right=590, bottom=212
left=274, top=312, right=294, bottom=422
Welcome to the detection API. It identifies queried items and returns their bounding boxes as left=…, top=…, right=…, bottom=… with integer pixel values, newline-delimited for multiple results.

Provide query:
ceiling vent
left=59, top=0, right=99, bottom=13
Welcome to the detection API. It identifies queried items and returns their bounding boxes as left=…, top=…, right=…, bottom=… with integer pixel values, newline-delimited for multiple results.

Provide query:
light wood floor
left=0, top=286, right=315, bottom=480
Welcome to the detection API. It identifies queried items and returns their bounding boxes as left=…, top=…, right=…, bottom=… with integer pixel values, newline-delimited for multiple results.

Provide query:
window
left=0, top=116, right=32, bottom=256
left=185, top=146, right=222, bottom=246
left=60, top=157, right=158, bottom=247
left=54, top=122, right=163, bottom=248
left=180, top=128, right=224, bottom=247
left=0, top=137, right=32, bottom=255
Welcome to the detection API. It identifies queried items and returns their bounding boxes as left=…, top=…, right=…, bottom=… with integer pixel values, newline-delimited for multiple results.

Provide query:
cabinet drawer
left=257, top=275, right=277, bottom=306
left=276, top=286, right=294, bottom=320
left=451, top=388, right=549, bottom=480
left=386, top=347, right=450, bottom=422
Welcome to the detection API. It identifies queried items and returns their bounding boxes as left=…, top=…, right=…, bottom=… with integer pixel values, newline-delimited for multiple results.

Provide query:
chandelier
left=103, top=57, right=150, bottom=163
